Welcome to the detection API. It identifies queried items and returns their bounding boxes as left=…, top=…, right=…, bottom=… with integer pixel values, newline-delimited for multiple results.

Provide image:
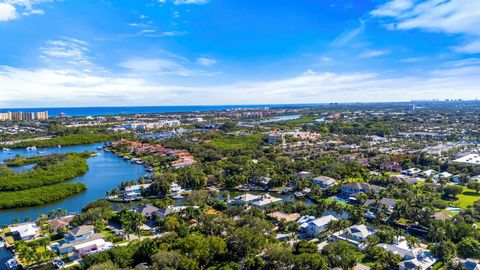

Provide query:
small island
left=0, top=152, right=93, bottom=209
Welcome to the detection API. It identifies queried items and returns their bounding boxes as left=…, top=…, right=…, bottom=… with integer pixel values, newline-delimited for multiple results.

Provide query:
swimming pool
left=445, top=207, right=462, bottom=213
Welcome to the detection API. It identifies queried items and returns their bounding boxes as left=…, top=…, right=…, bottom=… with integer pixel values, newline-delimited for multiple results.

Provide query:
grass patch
left=207, top=134, right=265, bottom=150
left=456, top=188, right=480, bottom=209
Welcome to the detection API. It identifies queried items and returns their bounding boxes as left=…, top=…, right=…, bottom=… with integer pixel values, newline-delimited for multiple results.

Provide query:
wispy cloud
left=331, top=19, right=366, bottom=47
left=196, top=57, right=216, bottom=67
left=360, top=50, right=389, bottom=58
left=39, top=38, right=96, bottom=68
left=372, top=0, right=480, bottom=53
left=173, top=0, right=208, bottom=5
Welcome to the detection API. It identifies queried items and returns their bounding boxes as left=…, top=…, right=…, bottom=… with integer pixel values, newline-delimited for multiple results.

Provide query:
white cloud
left=0, top=3, right=17, bottom=21
left=174, top=0, right=208, bottom=5
left=370, top=0, right=414, bottom=17
left=119, top=57, right=214, bottom=77
left=1, top=60, right=480, bottom=107
left=372, top=0, right=480, bottom=54
left=40, top=38, right=94, bottom=67
left=360, top=50, right=389, bottom=58
left=196, top=57, right=216, bottom=67
left=0, top=0, right=53, bottom=21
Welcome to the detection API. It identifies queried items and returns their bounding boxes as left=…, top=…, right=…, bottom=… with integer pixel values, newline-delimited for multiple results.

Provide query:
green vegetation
left=0, top=153, right=91, bottom=191
left=0, top=183, right=86, bottom=209
left=206, top=134, right=265, bottom=150
left=2, top=133, right=131, bottom=149
left=456, top=188, right=480, bottom=209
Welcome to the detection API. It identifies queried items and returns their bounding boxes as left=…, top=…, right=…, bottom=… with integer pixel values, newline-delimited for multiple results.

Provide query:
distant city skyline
left=1, top=0, right=480, bottom=107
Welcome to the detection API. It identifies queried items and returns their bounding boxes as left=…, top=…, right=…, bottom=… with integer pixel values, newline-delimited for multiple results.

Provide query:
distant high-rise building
left=11, top=112, right=23, bottom=120
left=0, top=112, right=12, bottom=121
left=22, top=112, right=35, bottom=120
left=36, top=111, right=49, bottom=120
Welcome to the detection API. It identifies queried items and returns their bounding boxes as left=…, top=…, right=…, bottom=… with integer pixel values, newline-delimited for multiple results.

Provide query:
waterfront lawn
left=207, top=134, right=265, bottom=150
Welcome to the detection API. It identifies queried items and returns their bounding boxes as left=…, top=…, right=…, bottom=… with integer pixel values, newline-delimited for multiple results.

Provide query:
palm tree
left=428, top=224, right=445, bottom=243
left=119, top=209, right=145, bottom=239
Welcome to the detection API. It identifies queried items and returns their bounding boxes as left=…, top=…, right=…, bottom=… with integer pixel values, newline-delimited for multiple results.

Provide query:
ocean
left=0, top=104, right=313, bottom=117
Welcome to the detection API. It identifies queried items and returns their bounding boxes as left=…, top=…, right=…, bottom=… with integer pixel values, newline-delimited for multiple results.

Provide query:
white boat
left=2, top=148, right=10, bottom=152
left=57, top=145, right=62, bottom=148
left=31, top=146, right=37, bottom=150
left=5, top=258, right=18, bottom=269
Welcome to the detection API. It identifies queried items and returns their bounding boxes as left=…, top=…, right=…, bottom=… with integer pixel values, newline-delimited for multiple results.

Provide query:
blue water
left=0, top=243, right=13, bottom=270
left=0, top=104, right=314, bottom=117
left=9, top=164, right=36, bottom=173
left=238, top=114, right=301, bottom=125
left=0, top=143, right=145, bottom=226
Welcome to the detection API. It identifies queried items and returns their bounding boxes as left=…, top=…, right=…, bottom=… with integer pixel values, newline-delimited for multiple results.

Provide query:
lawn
left=455, top=188, right=480, bottom=208
left=207, top=134, right=265, bottom=150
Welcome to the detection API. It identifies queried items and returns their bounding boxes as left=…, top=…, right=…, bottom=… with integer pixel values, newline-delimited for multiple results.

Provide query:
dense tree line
left=2, top=133, right=131, bottom=149
left=0, top=153, right=90, bottom=191
left=0, top=183, right=86, bottom=209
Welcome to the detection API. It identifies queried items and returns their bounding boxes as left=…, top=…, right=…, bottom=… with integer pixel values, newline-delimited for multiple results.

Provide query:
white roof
left=454, top=154, right=480, bottom=165
left=74, top=239, right=105, bottom=250
left=10, top=223, right=39, bottom=239
left=232, top=193, right=261, bottom=202
left=347, top=224, right=374, bottom=239
left=252, top=196, right=282, bottom=207
left=311, top=215, right=338, bottom=227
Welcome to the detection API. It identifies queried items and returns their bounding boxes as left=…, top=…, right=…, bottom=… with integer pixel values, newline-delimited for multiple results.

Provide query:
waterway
left=238, top=114, right=301, bottom=125
left=0, top=143, right=146, bottom=226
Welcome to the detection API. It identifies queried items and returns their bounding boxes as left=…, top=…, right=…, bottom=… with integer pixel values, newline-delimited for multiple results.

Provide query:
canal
left=0, top=143, right=146, bottom=226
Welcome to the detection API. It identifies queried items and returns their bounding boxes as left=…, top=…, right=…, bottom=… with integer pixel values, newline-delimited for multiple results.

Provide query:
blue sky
left=0, top=0, right=479, bottom=107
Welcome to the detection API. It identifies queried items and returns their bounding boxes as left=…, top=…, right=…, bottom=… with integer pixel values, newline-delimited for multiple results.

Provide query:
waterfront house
left=251, top=195, right=283, bottom=210
left=312, top=176, right=337, bottom=189
left=124, top=184, right=151, bottom=201
left=297, top=215, right=338, bottom=237
left=231, top=193, right=261, bottom=205
left=10, top=223, right=39, bottom=241
left=341, top=182, right=382, bottom=196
